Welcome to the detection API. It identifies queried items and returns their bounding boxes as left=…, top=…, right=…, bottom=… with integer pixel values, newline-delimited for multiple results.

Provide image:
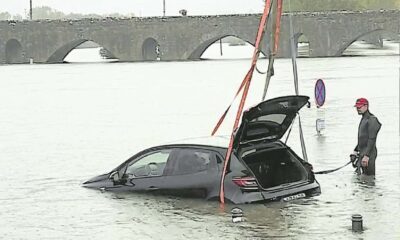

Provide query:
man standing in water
left=352, top=98, right=382, bottom=175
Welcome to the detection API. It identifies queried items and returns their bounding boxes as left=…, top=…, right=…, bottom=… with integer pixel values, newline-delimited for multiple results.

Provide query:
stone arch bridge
left=0, top=10, right=399, bottom=64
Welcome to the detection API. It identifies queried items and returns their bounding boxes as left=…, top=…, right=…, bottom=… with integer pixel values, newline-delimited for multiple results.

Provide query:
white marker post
left=316, top=111, right=325, bottom=135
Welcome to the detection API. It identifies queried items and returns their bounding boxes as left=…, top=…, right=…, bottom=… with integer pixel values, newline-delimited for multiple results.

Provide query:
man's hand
left=350, top=154, right=357, bottom=163
left=361, top=155, right=369, bottom=167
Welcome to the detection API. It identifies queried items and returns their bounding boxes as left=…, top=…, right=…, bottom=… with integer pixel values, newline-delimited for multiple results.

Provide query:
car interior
left=163, top=150, right=211, bottom=176
left=241, top=148, right=308, bottom=189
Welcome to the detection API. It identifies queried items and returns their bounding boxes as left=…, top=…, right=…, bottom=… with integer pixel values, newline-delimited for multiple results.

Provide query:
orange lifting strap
left=215, top=0, right=284, bottom=204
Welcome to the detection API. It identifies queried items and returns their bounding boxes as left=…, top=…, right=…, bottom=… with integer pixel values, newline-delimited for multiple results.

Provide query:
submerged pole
left=231, top=207, right=244, bottom=223
left=29, top=0, right=33, bottom=20
left=163, top=0, right=166, bottom=17
left=220, top=39, right=223, bottom=56
left=352, top=214, right=363, bottom=232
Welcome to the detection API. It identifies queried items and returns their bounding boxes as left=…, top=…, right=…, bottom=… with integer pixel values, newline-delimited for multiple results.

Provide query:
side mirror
left=109, top=171, right=120, bottom=183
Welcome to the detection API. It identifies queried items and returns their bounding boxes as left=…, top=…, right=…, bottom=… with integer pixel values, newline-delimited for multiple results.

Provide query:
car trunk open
left=240, top=146, right=309, bottom=190
left=233, top=95, right=310, bottom=148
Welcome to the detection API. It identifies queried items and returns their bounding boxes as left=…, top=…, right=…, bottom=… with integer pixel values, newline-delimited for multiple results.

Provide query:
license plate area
left=282, top=192, right=306, bottom=202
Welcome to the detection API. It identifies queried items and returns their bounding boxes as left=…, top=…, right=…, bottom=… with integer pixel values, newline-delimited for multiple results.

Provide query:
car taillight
left=232, top=177, right=259, bottom=188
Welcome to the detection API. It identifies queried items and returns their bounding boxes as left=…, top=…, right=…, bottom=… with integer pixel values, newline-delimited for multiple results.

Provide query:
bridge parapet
left=0, top=10, right=398, bottom=64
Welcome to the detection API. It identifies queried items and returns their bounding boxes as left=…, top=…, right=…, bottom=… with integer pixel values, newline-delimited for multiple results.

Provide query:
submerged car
left=83, top=95, right=321, bottom=204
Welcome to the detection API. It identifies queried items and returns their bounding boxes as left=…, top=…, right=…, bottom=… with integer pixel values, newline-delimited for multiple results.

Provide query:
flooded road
left=0, top=51, right=399, bottom=239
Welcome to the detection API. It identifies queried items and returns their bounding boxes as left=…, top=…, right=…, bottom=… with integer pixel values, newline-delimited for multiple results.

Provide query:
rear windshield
left=251, top=113, right=286, bottom=124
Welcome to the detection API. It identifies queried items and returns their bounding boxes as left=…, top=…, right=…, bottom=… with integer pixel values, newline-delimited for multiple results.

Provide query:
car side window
left=125, top=149, right=171, bottom=178
left=166, top=149, right=215, bottom=176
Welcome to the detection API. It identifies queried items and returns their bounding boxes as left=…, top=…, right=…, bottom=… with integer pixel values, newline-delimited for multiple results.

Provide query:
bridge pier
left=0, top=41, right=4, bottom=64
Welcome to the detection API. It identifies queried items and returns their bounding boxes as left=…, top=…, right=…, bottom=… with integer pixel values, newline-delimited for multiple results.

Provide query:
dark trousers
left=359, top=148, right=377, bottom=176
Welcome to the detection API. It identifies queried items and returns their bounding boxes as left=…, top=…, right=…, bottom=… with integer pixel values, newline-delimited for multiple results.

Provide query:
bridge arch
left=142, top=38, right=160, bottom=61
left=5, top=39, right=23, bottom=64
left=47, top=39, right=117, bottom=63
left=188, top=35, right=266, bottom=60
left=335, top=29, right=397, bottom=56
left=189, top=35, right=224, bottom=60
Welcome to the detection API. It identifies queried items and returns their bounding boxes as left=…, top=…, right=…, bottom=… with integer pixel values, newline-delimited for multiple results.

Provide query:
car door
left=113, top=148, right=173, bottom=192
left=161, top=147, right=220, bottom=198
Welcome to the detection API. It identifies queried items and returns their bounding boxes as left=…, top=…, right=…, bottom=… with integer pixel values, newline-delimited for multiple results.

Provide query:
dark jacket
left=354, top=111, right=382, bottom=157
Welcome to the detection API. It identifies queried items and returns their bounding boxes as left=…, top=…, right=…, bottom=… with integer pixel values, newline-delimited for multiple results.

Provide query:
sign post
left=30, top=0, right=33, bottom=20
left=314, top=79, right=326, bottom=135
left=163, top=0, right=166, bottom=17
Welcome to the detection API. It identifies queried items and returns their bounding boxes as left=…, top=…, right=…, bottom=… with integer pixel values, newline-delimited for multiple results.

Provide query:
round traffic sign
left=315, top=79, right=326, bottom=107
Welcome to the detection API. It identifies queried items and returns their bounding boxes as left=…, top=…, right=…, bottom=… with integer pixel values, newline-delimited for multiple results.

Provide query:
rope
left=284, top=117, right=295, bottom=144
left=261, top=0, right=283, bottom=101
left=314, top=161, right=352, bottom=174
left=211, top=1, right=273, bottom=136
left=287, top=0, right=308, bottom=161
left=217, top=0, right=273, bottom=204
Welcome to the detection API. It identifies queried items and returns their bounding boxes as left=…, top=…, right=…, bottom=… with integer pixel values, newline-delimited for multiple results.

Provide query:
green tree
left=0, top=12, right=11, bottom=20
left=12, top=14, right=23, bottom=20
left=107, top=13, right=127, bottom=18
left=31, top=6, right=66, bottom=19
left=358, top=0, right=400, bottom=10
left=282, top=0, right=363, bottom=12
left=29, top=6, right=135, bottom=20
left=265, top=0, right=400, bottom=12
left=66, top=13, right=102, bottom=19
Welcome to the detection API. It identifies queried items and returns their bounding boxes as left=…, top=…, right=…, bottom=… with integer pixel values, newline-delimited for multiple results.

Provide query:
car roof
left=161, top=135, right=230, bottom=149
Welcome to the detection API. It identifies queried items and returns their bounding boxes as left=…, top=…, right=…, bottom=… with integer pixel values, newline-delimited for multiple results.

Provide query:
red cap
left=354, top=98, right=368, bottom=107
